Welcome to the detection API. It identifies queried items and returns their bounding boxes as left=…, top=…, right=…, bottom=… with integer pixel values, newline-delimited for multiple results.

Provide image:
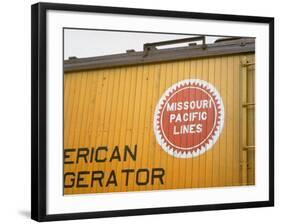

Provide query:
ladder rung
left=242, top=102, right=255, bottom=107
left=242, top=62, right=255, bottom=67
left=243, top=145, right=255, bottom=150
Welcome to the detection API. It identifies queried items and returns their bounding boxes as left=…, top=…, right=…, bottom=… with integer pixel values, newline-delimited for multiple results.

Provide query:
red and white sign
left=154, top=79, right=224, bottom=158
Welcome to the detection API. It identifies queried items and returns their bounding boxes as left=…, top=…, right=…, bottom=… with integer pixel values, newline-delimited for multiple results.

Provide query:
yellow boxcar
left=63, top=37, right=255, bottom=195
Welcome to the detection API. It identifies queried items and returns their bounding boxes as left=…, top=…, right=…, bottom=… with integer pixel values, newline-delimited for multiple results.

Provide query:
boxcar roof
left=64, top=37, right=255, bottom=72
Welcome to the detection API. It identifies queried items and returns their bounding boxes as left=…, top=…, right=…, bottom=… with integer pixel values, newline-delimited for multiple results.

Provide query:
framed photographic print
left=31, top=2, right=274, bottom=222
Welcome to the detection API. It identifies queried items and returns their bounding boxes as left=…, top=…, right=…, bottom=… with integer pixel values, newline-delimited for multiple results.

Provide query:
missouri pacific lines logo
left=153, top=79, right=224, bottom=158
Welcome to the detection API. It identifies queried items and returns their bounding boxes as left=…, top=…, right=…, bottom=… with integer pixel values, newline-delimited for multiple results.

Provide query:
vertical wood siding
left=64, top=53, right=255, bottom=194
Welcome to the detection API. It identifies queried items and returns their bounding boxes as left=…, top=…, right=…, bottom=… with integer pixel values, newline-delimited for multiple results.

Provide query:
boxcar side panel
left=63, top=53, right=255, bottom=195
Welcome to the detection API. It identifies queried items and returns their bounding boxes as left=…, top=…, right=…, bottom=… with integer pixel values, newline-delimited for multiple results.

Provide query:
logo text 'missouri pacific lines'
left=154, top=79, right=224, bottom=158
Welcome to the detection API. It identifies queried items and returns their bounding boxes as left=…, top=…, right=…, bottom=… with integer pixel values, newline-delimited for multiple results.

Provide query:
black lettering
left=64, top=149, right=75, bottom=164
left=110, top=146, right=121, bottom=162
left=89, top=147, right=95, bottom=163
left=124, top=145, right=137, bottom=161
left=106, top=170, right=117, bottom=186
left=122, top=169, right=134, bottom=186
left=136, top=169, right=149, bottom=185
left=152, top=168, right=165, bottom=185
left=76, top=171, right=90, bottom=188
left=95, top=147, right=107, bottom=162
left=64, top=172, right=75, bottom=188
left=91, top=171, right=104, bottom=187
left=76, top=148, right=89, bottom=164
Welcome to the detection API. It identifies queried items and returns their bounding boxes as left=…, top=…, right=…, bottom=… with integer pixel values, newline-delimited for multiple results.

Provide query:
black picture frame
left=31, top=2, right=274, bottom=222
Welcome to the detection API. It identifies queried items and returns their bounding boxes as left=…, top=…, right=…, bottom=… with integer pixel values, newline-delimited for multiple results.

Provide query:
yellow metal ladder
left=240, top=56, right=255, bottom=185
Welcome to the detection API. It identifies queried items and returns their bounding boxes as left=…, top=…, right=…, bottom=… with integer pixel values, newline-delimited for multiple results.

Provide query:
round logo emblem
left=154, top=79, right=224, bottom=158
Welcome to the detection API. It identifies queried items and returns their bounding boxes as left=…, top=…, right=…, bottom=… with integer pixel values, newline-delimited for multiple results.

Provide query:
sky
left=64, top=29, right=223, bottom=60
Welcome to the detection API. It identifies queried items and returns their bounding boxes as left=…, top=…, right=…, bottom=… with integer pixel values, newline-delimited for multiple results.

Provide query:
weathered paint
left=63, top=53, right=255, bottom=195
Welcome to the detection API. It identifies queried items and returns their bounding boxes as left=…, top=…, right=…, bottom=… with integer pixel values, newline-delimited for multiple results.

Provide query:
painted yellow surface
left=64, top=54, right=255, bottom=195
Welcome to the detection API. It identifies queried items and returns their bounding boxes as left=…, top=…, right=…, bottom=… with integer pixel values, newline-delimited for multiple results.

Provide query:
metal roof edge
left=64, top=37, right=255, bottom=72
